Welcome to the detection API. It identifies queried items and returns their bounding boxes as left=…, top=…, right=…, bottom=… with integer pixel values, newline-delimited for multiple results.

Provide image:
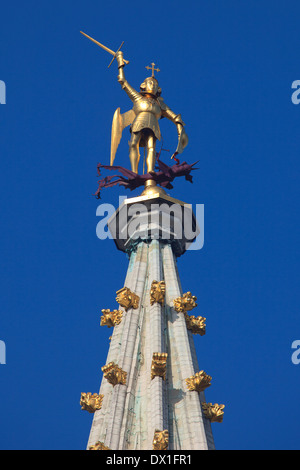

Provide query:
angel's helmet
left=140, top=77, right=162, bottom=97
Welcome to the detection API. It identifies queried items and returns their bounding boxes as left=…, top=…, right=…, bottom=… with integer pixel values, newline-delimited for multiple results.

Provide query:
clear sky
left=1, top=0, right=299, bottom=450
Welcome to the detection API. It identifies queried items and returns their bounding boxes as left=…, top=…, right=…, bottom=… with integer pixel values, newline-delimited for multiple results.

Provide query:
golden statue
left=113, top=51, right=188, bottom=174
left=80, top=32, right=188, bottom=175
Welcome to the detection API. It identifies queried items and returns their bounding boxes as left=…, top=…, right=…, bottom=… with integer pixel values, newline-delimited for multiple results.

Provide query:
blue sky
left=1, top=0, right=300, bottom=449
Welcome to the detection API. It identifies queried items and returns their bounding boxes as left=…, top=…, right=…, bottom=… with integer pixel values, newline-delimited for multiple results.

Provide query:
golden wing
left=110, top=108, right=136, bottom=166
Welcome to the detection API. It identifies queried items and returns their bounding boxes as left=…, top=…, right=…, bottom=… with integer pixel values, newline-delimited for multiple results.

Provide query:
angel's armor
left=114, top=52, right=185, bottom=174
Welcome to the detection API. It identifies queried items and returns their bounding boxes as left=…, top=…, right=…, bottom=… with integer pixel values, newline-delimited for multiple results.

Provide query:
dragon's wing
left=110, top=108, right=135, bottom=165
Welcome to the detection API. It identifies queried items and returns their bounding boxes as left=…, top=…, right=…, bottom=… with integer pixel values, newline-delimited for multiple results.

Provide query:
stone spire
left=82, top=191, right=224, bottom=450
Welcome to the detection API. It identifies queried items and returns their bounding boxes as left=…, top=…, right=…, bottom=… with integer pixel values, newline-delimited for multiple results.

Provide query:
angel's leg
left=128, top=132, right=141, bottom=173
left=146, top=132, right=157, bottom=173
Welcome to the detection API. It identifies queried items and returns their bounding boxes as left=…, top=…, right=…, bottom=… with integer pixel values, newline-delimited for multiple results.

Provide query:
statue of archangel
left=80, top=31, right=189, bottom=180
left=112, top=51, right=188, bottom=174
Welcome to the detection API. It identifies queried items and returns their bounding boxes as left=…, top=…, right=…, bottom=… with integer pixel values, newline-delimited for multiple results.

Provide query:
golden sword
left=80, top=31, right=129, bottom=67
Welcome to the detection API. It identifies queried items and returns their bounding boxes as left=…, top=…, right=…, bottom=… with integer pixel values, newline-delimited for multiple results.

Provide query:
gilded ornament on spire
left=100, top=309, right=123, bottom=327
left=116, top=287, right=139, bottom=311
left=151, top=352, right=168, bottom=380
left=102, top=362, right=127, bottom=387
left=89, top=441, right=111, bottom=450
left=184, top=313, right=206, bottom=336
left=80, top=392, right=104, bottom=413
left=201, top=403, right=225, bottom=423
left=185, top=370, right=212, bottom=392
left=173, top=292, right=197, bottom=313
left=150, top=280, right=166, bottom=306
left=153, top=429, right=169, bottom=450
